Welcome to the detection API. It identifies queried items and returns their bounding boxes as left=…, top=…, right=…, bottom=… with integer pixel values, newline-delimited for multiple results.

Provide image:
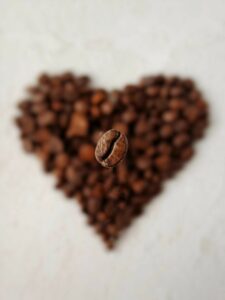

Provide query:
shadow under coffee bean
left=15, top=72, right=209, bottom=249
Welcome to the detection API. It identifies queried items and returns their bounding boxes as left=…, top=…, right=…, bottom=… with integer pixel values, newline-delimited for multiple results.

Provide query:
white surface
left=0, top=0, right=225, bottom=299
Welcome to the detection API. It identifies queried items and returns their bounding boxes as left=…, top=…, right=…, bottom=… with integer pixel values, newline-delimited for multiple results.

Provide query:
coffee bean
left=162, top=110, right=178, bottom=123
left=159, top=125, right=173, bottom=138
left=117, top=163, right=128, bottom=183
left=87, top=198, right=102, bottom=215
left=37, top=111, right=56, bottom=126
left=122, top=109, right=137, bottom=123
left=173, top=134, right=190, bottom=148
left=155, top=155, right=171, bottom=171
left=65, top=166, right=79, bottom=183
left=91, top=91, right=106, bottom=105
left=131, top=180, right=146, bottom=194
left=54, top=153, right=69, bottom=169
left=169, top=98, right=185, bottom=110
left=16, top=115, right=35, bottom=134
left=135, top=119, right=149, bottom=135
left=78, top=144, right=95, bottom=162
left=146, top=86, right=160, bottom=97
left=97, top=212, right=107, bottom=222
left=174, top=119, right=189, bottom=133
left=67, top=113, right=89, bottom=137
left=32, top=129, right=51, bottom=143
left=73, top=101, right=88, bottom=114
left=101, top=101, right=113, bottom=115
left=45, top=136, right=64, bottom=153
left=170, top=86, right=183, bottom=97
left=106, top=224, right=118, bottom=237
left=95, top=129, right=128, bottom=168
left=22, top=138, right=34, bottom=152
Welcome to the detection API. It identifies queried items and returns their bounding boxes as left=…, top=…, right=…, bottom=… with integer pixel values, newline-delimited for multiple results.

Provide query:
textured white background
left=0, top=0, right=225, bottom=299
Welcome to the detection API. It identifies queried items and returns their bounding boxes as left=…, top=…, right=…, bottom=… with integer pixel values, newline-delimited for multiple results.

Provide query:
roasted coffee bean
left=37, top=111, right=56, bottom=126
left=91, top=91, right=106, bottom=105
left=15, top=72, right=209, bottom=249
left=101, top=101, right=113, bottom=115
left=159, top=125, right=174, bottom=138
left=162, top=110, right=178, bottom=123
left=95, top=129, right=128, bottom=168
left=87, top=198, right=102, bottom=215
left=79, top=144, right=95, bottom=162
left=67, top=113, right=89, bottom=137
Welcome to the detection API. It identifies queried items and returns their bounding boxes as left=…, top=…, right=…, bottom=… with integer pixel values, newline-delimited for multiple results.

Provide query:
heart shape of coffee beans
left=16, top=72, right=209, bottom=249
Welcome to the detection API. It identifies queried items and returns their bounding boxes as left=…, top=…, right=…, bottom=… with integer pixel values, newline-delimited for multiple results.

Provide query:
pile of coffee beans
left=15, top=72, right=209, bottom=249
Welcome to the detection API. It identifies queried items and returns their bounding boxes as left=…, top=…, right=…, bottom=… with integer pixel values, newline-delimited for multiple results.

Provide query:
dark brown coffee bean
left=116, top=163, right=128, bottom=184
left=160, top=86, right=170, bottom=98
left=78, top=144, right=95, bottom=162
left=32, top=128, right=51, bottom=143
left=182, top=79, right=194, bottom=90
left=101, top=101, right=113, bottom=115
left=105, top=238, right=115, bottom=250
left=59, top=113, right=69, bottom=129
left=74, top=100, right=89, bottom=114
left=131, top=180, right=146, bottom=194
left=33, top=92, right=46, bottom=102
left=103, top=176, right=115, bottom=191
left=87, top=198, right=102, bottom=215
left=86, top=173, right=99, bottom=186
left=51, top=100, right=63, bottom=112
left=181, top=147, right=194, bottom=161
left=67, top=113, right=89, bottom=137
left=16, top=115, right=35, bottom=134
left=37, top=111, right=56, bottom=127
left=97, top=212, right=107, bottom=222
left=170, top=86, right=183, bottom=97
left=108, top=187, right=120, bottom=200
left=146, top=86, right=160, bottom=97
left=63, top=183, right=75, bottom=198
left=131, top=137, right=149, bottom=150
left=17, top=100, right=32, bottom=112
left=65, top=166, right=79, bottom=183
left=122, top=109, right=137, bottom=123
left=185, top=106, right=200, bottom=123
left=159, top=125, right=173, bottom=138
left=135, top=119, right=149, bottom=135
left=90, top=184, right=104, bottom=199
left=95, top=129, right=128, bottom=168
left=44, top=136, right=63, bottom=153
left=169, top=98, right=185, bottom=110
left=157, top=143, right=172, bottom=155
left=105, top=201, right=116, bottom=217
left=38, top=73, right=50, bottom=85
left=92, top=91, right=106, bottom=105
left=173, top=134, right=190, bottom=148
left=155, top=155, right=171, bottom=171
left=54, top=153, right=69, bottom=169
left=31, top=102, right=47, bottom=114
left=106, top=224, right=118, bottom=237
left=22, top=138, right=34, bottom=152
left=162, top=110, right=178, bottom=123
left=174, top=119, right=189, bottom=133
left=136, top=157, right=150, bottom=170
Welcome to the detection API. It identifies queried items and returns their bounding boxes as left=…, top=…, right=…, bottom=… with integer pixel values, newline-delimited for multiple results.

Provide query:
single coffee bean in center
left=95, top=129, right=128, bottom=168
